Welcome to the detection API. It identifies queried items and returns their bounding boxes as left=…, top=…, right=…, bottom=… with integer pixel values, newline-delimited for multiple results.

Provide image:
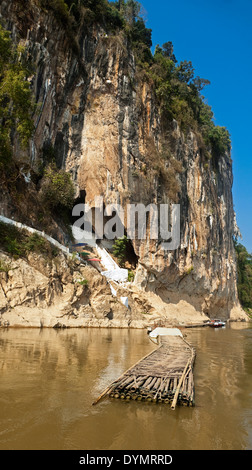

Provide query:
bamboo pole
left=123, top=377, right=136, bottom=390
left=170, top=364, right=190, bottom=410
left=142, top=377, right=154, bottom=393
left=172, top=377, right=178, bottom=395
left=118, top=376, right=134, bottom=389
left=145, top=376, right=157, bottom=391
left=130, top=376, right=147, bottom=391
left=159, top=377, right=167, bottom=394
left=146, top=394, right=153, bottom=402
left=142, top=376, right=153, bottom=389
left=170, top=346, right=194, bottom=411
left=152, top=377, right=161, bottom=391
left=92, top=383, right=117, bottom=406
left=165, top=378, right=171, bottom=395
left=187, top=369, right=193, bottom=401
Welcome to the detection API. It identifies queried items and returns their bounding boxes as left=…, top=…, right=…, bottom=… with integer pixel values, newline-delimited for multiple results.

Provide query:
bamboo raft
left=93, top=333, right=196, bottom=410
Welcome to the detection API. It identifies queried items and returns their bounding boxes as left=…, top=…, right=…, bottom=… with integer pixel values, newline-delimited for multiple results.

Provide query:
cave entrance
left=71, top=197, right=139, bottom=268
left=124, top=238, right=139, bottom=269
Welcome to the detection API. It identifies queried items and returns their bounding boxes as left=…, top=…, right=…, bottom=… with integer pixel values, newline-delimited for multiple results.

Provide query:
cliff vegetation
left=235, top=242, right=252, bottom=316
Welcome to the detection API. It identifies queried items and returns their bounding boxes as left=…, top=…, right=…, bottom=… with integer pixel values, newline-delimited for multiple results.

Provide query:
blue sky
left=137, top=0, right=252, bottom=252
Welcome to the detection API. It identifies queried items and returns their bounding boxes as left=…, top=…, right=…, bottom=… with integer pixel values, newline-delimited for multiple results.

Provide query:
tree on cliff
left=39, top=163, right=75, bottom=214
left=162, top=41, right=177, bottom=63
left=124, top=0, right=140, bottom=24
left=235, top=242, right=252, bottom=313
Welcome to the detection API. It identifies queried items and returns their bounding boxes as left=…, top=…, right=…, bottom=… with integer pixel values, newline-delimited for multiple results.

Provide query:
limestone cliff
left=0, top=249, right=138, bottom=328
left=0, top=0, right=248, bottom=325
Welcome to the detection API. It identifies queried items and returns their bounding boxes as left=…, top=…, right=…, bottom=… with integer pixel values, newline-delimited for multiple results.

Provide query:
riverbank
left=0, top=215, right=249, bottom=328
left=0, top=227, right=248, bottom=328
left=0, top=246, right=249, bottom=329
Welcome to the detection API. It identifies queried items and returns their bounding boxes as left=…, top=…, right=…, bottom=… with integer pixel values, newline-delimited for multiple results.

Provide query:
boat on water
left=147, top=327, right=183, bottom=345
left=207, top=319, right=226, bottom=328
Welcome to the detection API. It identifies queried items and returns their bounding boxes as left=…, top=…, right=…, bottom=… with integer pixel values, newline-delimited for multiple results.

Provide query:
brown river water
left=0, top=324, right=251, bottom=450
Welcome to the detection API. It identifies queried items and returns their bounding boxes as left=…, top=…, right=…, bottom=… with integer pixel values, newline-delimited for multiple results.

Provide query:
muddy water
left=0, top=325, right=251, bottom=450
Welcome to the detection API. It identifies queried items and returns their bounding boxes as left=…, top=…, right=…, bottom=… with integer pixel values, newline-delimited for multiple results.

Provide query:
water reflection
left=0, top=325, right=251, bottom=450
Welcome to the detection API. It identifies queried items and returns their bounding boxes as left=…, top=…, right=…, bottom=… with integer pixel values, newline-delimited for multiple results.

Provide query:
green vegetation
left=205, top=125, right=231, bottom=162
left=112, top=235, right=130, bottom=267
left=76, top=278, right=89, bottom=286
left=0, top=259, right=12, bottom=273
left=38, top=0, right=151, bottom=47
left=39, top=0, right=124, bottom=30
left=39, top=0, right=70, bottom=23
left=128, top=269, right=135, bottom=282
left=39, top=163, right=75, bottom=213
left=185, top=266, right=194, bottom=275
left=235, top=242, right=252, bottom=315
left=147, top=44, right=231, bottom=157
left=0, top=24, right=34, bottom=166
left=112, top=235, right=128, bottom=267
left=24, top=232, right=48, bottom=253
left=0, top=222, right=59, bottom=259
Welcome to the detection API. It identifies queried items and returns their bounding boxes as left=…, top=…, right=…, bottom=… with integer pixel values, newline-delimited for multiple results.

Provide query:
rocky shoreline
left=0, top=249, right=248, bottom=329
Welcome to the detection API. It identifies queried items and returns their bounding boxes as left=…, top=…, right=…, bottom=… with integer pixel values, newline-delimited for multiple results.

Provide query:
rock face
left=0, top=250, right=131, bottom=328
left=0, top=248, right=211, bottom=328
left=0, top=0, right=248, bottom=324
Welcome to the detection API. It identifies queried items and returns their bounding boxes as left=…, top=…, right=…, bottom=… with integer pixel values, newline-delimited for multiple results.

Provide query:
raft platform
left=93, top=331, right=196, bottom=410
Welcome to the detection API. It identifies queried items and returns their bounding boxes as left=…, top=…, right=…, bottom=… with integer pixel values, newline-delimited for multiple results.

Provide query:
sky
left=138, top=0, right=252, bottom=252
